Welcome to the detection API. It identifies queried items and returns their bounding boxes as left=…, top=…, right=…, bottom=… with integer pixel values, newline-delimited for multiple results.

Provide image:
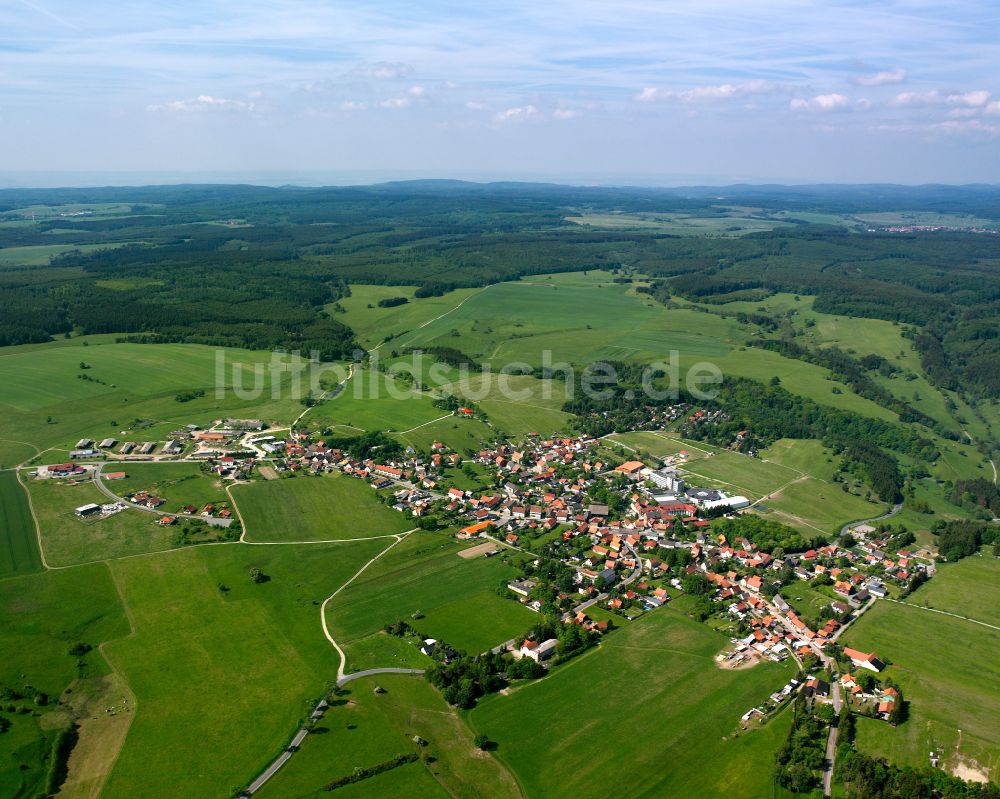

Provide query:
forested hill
left=0, top=182, right=998, bottom=399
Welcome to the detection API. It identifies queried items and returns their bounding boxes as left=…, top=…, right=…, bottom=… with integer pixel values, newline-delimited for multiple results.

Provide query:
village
left=36, top=411, right=935, bottom=730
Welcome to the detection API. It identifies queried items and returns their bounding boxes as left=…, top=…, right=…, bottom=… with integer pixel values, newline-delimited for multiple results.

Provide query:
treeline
left=839, top=751, right=999, bottom=799
left=844, top=441, right=903, bottom=503
left=711, top=514, right=815, bottom=553
left=402, top=345, right=480, bottom=370
left=564, top=367, right=933, bottom=498
left=773, top=697, right=829, bottom=793
left=951, top=478, right=1000, bottom=517
left=931, top=520, right=997, bottom=562
left=318, top=430, right=404, bottom=462
left=750, top=338, right=945, bottom=435
left=2, top=184, right=999, bottom=401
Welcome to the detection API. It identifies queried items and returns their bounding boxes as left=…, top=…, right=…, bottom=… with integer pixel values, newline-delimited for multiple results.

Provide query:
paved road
left=840, top=502, right=903, bottom=536
left=823, top=679, right=843, bottom=797
left=337, top=667, right=425, bottom=687
left=91, top=464, right=233, bottom=527
left=242, top=726, right=310, bottom=796
left=242, top=667, right=427, bottom=795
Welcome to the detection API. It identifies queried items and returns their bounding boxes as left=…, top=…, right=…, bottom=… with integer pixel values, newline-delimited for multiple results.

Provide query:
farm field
left=843, top=600, right=1000, bottom=783
left=478, top=398, right=572, bottom=437
left=0, top=440, right=38, bottom=468
left=392, top=415, right=495, bottom=454
left=233, top=472, right=414, bottom=542
left=24, top=476, right=178, bottom=567
left=101, top=540, right=388, bottom=799
left=103, top=462, right=228, bottom=511
left=417, top=590, right=538, bottom=654
left=606, top=430, right=712, bottom=462
left=323, top=534, right=528, bottom=660
left=758, top=477, right=886, bottom=537
left=679, top=449, right=798, bottom=499
left=471, top=607, right=795, bottom=799
left=257, top=673, right=520, bottom=799
left=904, top=551, right=1000, bottom=627
left=0, top=563, right=128, bottom=797
left=307, top=369, right=444, bottom=433
left=0, top=242, right=135, bottom=266
left=759, top=439, right=839, bottom=482
left=0, top=471, right=42, bottom=577
left=334, top=284, right=483, bottom=350
left=0, top=339, right=306, bottom=459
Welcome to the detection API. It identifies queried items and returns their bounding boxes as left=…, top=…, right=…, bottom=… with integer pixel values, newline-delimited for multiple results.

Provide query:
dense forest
left=1, top=182, right=998, bottom=400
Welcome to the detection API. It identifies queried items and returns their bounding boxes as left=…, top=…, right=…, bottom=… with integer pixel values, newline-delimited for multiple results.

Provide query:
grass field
left=104, top=462, right=228, bottom=512
left=843, top=600, right=1000, bottom=782
left=0, top=440, right=38, bottom=468
left=0, top=242, right=135, bottom=266
left=0, top=563, right=128, bottom=797
left=101, top=540, right=389, bottom=798
left=0, top=339, right=307, bottom=463
left=324, top=534, right=531, bottom=660
left=565, top=210, right=796, bottom=235
left=24, top=476, right=178, bottom=567
left=905, top=550, right=1000, bottom=627
left=759, top=439, right=839, bottom=482
left=417, top=590, right=539, bottom=654
left=257, top=673, right=520, bottom=799
left=470, top=607, right=794, bottom=799
left=392, top=415, right=496, bottom=454
left=308, top=369, right=444, bottom=433
left=233, top=472, right=414, bottom=542
left=758, top=477, right=886, bottom=536
left=0, top=471, right=42, bottom=577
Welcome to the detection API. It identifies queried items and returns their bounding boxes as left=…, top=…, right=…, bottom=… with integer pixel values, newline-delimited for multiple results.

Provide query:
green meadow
left=0, top=242, right=135, bottom=266
left=0, top=471, right=42, bottom=577
left=0, top=339, right=307, bottom=461
left=24, top=476, right=177, bottom=567
left=233, top=472, right=414, bottom=542
left=905, top=550, right=1000, bottom=628
left=0, top=563, right=128, bottom=797
left=470, top=607, right=795, bottom=799
left=392, top=415, right=495, bottom=454
left=101, top=540, right=388, bottom=799
left=323, top=534, right=530, bottom=661
left=103, top=461, right=228, bottom=511
left=257, top=673, right=520, bottom=799
left=844, top=600, right=1000, bottom=783
left=308, top=369, right=444, bottom=433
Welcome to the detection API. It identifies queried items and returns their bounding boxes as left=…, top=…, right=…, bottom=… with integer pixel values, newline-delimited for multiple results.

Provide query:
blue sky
left=2, top=0, right=999, bottom=184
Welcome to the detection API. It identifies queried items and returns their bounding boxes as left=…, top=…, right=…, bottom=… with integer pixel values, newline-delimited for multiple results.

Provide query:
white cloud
left=408, top=85, right=425, bottom=96
left=634, top=80, right=777, bottom=103
left=891, top=89, right=992, bottom=107
left=465, top=100, right=488, bottom=110
left=148, top=94, right=255, bottom=112
left=853, top=98, right=872, bottom=111
left=495, top=104, right=537, bottom=121
left=339, top=100, right=367, bottom=111
left=553, top=108, right=579, bottom=120
left=854, top=68, right=906, bottom=87
left=790, top=93, right=850, bottom=112
left=379, top=97, right=410, bottom=109
left=349, top=61, right=413, bottom=80
left=985, top=101, right=1000, bottom=116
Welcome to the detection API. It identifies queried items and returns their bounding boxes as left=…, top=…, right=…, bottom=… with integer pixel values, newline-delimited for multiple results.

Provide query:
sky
left=2, top=0, right=1000, bottom=185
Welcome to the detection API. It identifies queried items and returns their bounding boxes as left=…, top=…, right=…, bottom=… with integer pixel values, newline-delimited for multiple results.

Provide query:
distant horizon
left=2, top=172, right=1000, bottom=192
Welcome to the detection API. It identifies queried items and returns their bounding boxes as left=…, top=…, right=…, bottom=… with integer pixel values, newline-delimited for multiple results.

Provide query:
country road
left=91, top=463, right=233, bottom=527
left=840, top=502, right=903, bottom=536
